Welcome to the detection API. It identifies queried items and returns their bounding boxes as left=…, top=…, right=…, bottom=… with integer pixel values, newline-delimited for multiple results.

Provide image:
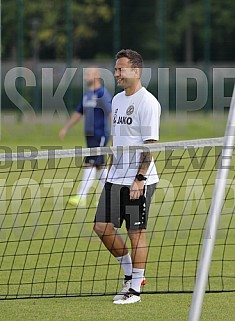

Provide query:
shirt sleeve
left=138, top=96, right=161, bottom=142
left=100, top=88, right=112, bottom=114
left=76, top=100, right=83, bottom=114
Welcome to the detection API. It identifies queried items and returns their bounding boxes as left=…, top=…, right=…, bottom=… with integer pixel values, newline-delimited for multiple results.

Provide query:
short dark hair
left=115, top=49, right=143, bottom=68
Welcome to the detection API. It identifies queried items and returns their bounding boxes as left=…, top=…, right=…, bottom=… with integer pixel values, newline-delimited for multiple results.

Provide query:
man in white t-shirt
left=94, top=49, right=161, bottom=304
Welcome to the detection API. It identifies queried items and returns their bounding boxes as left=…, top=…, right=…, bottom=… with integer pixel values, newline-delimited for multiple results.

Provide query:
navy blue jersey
left=76, top=86, right=112, bottom=137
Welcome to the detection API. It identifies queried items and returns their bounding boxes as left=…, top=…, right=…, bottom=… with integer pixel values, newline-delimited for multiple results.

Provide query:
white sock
left=97, top=168, right=108, bottom=188
left=77, top=167, right=96, bottom=199
left=131, top=268, right=145, bottom=293
left=116, top=253, right=132, bottom=278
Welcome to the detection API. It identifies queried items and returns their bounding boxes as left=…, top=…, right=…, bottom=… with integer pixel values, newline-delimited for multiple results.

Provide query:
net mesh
left=0, top=137, right=234, bottom=299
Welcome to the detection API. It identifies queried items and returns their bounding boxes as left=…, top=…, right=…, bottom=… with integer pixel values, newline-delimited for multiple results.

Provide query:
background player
left=59, top=67, right=112, bottom=207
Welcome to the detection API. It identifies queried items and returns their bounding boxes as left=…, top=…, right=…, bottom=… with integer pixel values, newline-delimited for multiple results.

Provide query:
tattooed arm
left=137, top=139, right=157, bottom=175
left=130, top=139, right=157, bottom=200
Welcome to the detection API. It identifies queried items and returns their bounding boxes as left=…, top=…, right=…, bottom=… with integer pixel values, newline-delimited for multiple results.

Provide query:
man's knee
left=128, top=229, right=146, bottom=245
left=93, top=222, right=113, bottom=237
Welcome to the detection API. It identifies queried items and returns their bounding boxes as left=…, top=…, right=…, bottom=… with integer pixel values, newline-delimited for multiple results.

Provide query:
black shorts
left=95, top=182, right=156, bottom=230
left=85, top=136, right=109, bottom=166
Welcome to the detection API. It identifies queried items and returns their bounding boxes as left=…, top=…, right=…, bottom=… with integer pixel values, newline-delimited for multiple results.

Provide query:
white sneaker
left=113, top=289, right=141, bottom=305
left=113, top=279, right=131, bottom=302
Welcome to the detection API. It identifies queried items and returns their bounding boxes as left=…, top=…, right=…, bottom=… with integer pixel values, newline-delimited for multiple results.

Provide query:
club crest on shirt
left=126, top=105, right=134, bottom=116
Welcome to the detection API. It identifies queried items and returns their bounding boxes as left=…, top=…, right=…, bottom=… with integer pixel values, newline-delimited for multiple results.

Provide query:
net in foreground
left=0, top=138, right=234, bottom=299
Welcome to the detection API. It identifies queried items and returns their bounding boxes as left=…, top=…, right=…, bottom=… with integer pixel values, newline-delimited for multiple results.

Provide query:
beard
left=85, top=80, right=94, bottom=87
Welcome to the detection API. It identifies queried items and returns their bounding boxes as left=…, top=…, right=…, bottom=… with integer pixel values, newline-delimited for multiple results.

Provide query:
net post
left=188, top=85, right=235, bottom=321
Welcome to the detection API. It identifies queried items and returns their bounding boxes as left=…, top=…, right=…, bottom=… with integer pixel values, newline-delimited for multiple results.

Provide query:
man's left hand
left=130, top=180, right=145, bottom=200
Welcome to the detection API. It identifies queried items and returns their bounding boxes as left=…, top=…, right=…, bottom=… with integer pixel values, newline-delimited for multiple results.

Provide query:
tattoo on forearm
left=138, top=139, right=156, bottom=172
left=139, top=151, right=151, bottom=171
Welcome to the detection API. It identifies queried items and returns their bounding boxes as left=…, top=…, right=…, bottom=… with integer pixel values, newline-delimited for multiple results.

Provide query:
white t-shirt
left=107, top=87, right=161, bottom=185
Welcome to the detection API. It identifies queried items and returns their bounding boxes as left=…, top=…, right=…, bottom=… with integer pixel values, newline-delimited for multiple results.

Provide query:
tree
left=2, top=0, right=112, bottom=60
left=165, top=0, right=235, bottom=62
left=2, top=0, right=235, bottom=62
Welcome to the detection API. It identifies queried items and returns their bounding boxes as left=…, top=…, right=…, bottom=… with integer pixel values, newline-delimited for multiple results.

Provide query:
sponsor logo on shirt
left=113, top=108, right=133, bottom=126
left=83, top=95, right=97, bottom=108
left=117, top=116, right=133, bottom=125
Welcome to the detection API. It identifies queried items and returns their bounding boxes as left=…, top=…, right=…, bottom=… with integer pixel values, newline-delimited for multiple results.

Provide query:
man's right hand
left=59, top=128, right=67, bottom=140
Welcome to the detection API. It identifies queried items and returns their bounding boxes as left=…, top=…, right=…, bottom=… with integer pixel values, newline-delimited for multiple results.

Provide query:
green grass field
left=0, top=113, right=234, bottom=321
left=0, top=112, right=227, bottom=150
